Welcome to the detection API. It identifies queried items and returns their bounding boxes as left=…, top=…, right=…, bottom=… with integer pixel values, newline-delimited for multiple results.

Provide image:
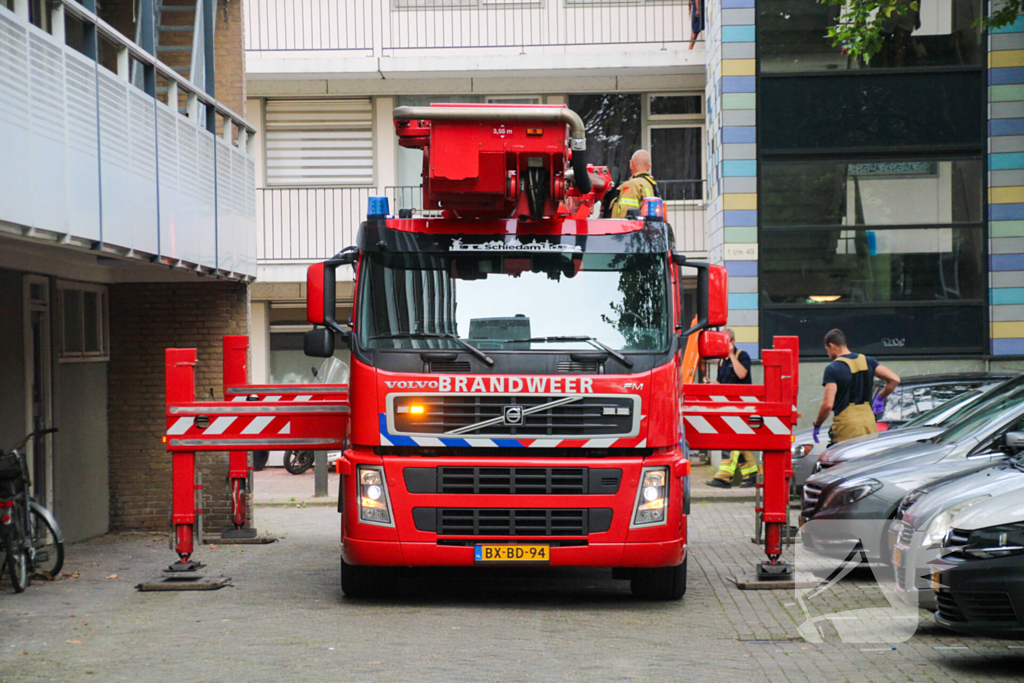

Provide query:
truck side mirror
left=1004, top=431, right=1024, bottom=453
left=673, top=253, right=729, bottom=337
left=304, top=328, right=335, bottom=358
left=698, top=330, right=730, bottom=359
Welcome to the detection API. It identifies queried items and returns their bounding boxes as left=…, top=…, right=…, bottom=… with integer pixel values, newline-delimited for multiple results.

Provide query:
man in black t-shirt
left=706, top=329, right=758, bottom=488
left=812, top=328, right=900, bottom=446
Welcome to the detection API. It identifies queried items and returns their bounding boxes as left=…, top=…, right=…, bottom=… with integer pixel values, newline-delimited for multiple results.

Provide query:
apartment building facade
left=0, top=0, right=256, bottom=540
left=244, top=0, right=710, bottom=399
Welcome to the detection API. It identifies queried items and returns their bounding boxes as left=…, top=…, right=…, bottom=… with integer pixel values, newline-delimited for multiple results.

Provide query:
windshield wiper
left=370, top=332, right=494, bottom=367
left=522, top=336, right=633, bottom=369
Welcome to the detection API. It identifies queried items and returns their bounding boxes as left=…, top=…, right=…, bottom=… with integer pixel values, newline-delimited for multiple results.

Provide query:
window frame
left=643, top=93, right=705, bottom=204
left=57, top=281, right=109, bottom=363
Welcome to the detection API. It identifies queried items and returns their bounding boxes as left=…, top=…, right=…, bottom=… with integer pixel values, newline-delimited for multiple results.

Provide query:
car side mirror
left=1004, top=431, right=1024, bottom=454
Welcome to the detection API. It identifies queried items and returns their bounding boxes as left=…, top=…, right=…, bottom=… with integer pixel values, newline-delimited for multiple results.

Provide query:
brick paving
left=0, top=503, right=1020, bottom=683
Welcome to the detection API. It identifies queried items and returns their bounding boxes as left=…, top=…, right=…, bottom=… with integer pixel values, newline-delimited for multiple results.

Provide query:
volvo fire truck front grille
left=411, top=508, right=613, bottom=536
left=389, top=394, right=639, bottom=438
left=403, top=466, right=622, bottom=495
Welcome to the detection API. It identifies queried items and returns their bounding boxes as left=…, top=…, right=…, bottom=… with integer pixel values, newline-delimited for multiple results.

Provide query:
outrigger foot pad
left=166, top=560, right=204, bottom=573
left=756, top=561, right=794, bottom=579
left=220, top=528, right=259, bottom=539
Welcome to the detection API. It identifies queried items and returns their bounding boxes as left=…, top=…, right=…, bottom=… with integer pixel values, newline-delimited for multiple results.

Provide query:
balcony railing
left=257, top=183, right=706, bottom=262
left=0, top=0, right=257, bottom=279
left=245, top=0, right=697, bottom=52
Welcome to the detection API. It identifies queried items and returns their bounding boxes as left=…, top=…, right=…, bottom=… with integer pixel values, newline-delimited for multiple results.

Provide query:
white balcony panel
left=29, top=31, right=68, bottom=236
left=128, top=88, right=158, bottom=254
left=65, top=49, right=101, bottom=241
left=198, top=132, right=218, bottom=270
left=173, top=116, right=202, bottom=266
left=97, top=69, right=134, bottom=250
left=0, top=10, right=31, bottom=229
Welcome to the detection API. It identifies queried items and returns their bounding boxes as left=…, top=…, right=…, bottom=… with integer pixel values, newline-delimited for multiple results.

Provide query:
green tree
left=820, top=0, right=1021, bottom=63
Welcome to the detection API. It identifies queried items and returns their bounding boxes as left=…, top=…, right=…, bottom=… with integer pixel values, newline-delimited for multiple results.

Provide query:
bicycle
left=0, top=428, right=65, bottom=592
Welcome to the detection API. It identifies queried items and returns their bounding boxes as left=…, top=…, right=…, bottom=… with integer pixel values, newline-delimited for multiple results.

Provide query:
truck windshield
left=358, top=250, right=669, bottom=352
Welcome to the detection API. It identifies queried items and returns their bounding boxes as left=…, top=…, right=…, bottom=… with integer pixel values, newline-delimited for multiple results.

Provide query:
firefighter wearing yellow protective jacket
left=812, top=328, right=900, bottom=446
left=610, top=150, right=659, bottom=219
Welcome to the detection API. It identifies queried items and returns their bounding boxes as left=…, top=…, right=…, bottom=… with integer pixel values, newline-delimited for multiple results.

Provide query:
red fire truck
left=163, top=105, right=799, bottom=600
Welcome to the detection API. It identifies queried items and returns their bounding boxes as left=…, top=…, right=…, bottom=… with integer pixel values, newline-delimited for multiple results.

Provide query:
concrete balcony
left=0, top=0, right=257, bottom=280
left=245, top=0, right=704, bottom=91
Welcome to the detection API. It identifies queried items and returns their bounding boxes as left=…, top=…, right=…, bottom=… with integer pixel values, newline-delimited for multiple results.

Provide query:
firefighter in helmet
left=607, top=150, right=659, bottom=218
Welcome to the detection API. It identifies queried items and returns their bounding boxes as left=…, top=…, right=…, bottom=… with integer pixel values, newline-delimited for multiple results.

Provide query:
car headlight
left=357, top=465, right=393, bottom=526
left=632, top=467, right=669, bottom=527
left=921, top=496, right=990, bottom=547
left=820, top=479, right=882, bottom=510
left=792, top=443, right=814, bottom=459
left=946, top=521, right=1024, bottom=560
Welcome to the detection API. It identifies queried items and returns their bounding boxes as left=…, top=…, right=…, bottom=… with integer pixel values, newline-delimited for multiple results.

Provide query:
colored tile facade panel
left=993, top=304, right=1024, bottom=321
left=730, top=326, right=758, bottom=343
left=991, top=152, right=1024, bottom=169
left=723, top=194, right=757, bottom=210
left=724, top=260, right=758, bottom=277
left=991, top=84, right=1024, bottom=101
left=992, top=220, right=1024, bottom=237
left=990, top=187, right=1024, bottom=203
left=723, top=210, right=757, bottom=226
left=722, top=25, right=755, bottom=42
left=722, top=76, right=756, bottom=93
left=990, top=203, right=1024, bottom=220
left=991, top=253, right=1024, bottom=270
left=991, top=67, right=1024, bottom=85
left=992, top=15, right=1024, bottom=33
left=990, top=117, right=1024, bottom=135
left=993, top=338, right=1024, bottom=355
left=722, top=160, right=757, bottom=176
left=723, top=126, right=756, bottom=143
left=722, top=93, right=756, bottom=109
left=722, top=59, right=756, bottom=76
left=729, top=293, right=759, bottom=310
left=993, top=321, right=1024, bottom=338
left=992, top=288, right=1024, bottom=305
left=990, top=50, right=1024, bottom=67
left=724, top=226, right=757, bottom=242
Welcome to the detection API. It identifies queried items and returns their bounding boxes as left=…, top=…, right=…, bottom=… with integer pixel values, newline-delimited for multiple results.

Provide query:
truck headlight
left=820, top=479, right=882, bottom=510
left=632, top=467, right=669, bottom=527
left=357, top=465, right=393, bottom=526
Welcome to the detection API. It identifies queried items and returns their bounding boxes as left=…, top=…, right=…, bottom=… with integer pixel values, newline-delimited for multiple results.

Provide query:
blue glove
left=872, top=395, right=885, bottom=414
left=812, top=425, right=821, bottom=444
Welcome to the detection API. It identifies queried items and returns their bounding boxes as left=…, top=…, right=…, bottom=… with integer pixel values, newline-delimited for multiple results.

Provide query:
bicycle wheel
left=3, top=533, right=29, bottom=593
left=284, top=450, right=314, bottom=475
left=29, top=507, right=64, bottom=579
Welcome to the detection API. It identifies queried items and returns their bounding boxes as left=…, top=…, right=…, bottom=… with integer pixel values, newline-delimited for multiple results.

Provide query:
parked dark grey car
left=800, top=390, right=1024, bottom=564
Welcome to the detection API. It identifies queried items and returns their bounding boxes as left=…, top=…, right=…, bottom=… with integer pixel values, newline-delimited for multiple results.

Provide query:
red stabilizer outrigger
left=682, top=335, right=799, bottom=577
left=164, top=336, right=349, bottom=563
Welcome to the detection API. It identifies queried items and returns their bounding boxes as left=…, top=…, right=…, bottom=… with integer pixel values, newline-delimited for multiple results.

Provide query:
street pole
left=314, top=450, right=328, bottom=498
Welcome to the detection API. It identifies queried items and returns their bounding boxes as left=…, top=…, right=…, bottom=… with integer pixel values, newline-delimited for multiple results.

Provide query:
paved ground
left=2, top=502, right=1021, bottom=683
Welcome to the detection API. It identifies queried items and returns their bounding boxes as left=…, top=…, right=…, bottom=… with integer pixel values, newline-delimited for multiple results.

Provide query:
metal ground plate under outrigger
left=136, top=562, right=232, bottom=591
left=204, top=528, right=278, bottom=545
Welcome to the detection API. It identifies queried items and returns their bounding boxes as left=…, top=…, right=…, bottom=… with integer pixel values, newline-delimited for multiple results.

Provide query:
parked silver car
left=812, top=376, right=1024, bottom=479
left=791, top=381, right=1004, bottom=494
left=890, top=459, right=1024, bottom=609
left=800, top=393, right=1024, bottom=564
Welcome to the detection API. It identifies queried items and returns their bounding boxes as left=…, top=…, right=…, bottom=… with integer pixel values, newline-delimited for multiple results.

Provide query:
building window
left=264, top=99, right=374, bottom=187
left=568, top=92, right=704, bottom=199
left=268, top=305, right=350, bottom=384
left=761, top=159, right=984, bottom=228
left=759, top=156, right=987, bottom=356
left=57, top=282, right=109, bottom=362
left=758, top=0, right=984, bottom=73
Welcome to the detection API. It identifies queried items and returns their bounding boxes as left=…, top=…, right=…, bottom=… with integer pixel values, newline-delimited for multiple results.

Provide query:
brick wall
left=107, top=281, right=250, bottom=532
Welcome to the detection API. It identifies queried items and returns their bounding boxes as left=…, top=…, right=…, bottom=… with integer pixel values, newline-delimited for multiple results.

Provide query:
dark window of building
left=759, top=71, right=985, bottom=154
left=568, top=94, right=642, bottom=186
left=761, top=158, right=983, bottom=228
left=758, top=0, right=984, bottom=73
left=650, top=95, right=702, bottom=116
left=760, top=227, right=986, bottom=305
left=651, top=127, right=703, bottom=200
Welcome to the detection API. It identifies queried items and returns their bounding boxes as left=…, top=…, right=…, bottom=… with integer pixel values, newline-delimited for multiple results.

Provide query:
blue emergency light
left=640, top=197, right=665, bottom=220
left=367, top=196, right=390, bottom=218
